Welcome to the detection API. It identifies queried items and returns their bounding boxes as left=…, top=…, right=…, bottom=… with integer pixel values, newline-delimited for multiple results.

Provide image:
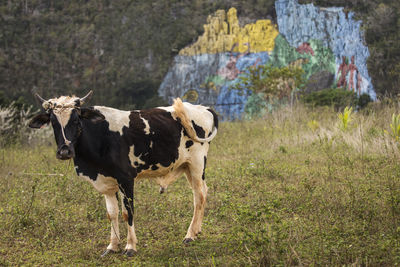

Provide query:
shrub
left=358, top=93, right=373, bottom=109
left=234, top=64, right=306, bottom=101
left=0, top=104, right=52, bottom=146
left=301, top=88, right=358, bottom=110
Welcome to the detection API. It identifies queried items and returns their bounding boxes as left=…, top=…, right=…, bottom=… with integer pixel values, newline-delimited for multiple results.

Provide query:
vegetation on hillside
left=0, top=0, right=276, bottom=109
left=1, top=102, right=400, bottom=265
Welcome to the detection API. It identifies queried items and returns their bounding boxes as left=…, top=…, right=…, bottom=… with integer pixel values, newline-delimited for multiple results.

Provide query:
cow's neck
left=74, top=119, right=120, bottom=168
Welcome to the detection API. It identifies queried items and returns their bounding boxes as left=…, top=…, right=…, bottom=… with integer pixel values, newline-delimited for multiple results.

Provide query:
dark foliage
left=301, top=88, right=358, bottom=110
left=0, top=0, right=276, bottom=109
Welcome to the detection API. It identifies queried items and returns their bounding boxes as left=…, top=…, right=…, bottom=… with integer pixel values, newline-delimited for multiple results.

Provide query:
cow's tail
left=173, top=98, right=218, bottom=143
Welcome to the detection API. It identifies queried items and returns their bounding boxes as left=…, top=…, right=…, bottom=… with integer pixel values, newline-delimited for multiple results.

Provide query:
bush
left=0, top=104, right=52, bottom=146
left=358, top=93, right=373, bottom=109
left=301, top=88, right=358, bottom=110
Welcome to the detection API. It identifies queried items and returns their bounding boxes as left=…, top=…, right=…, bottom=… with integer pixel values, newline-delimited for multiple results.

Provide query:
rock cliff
left=159, top=0, right=375, bottom=120
left=275, top=0, right=375, bottom=99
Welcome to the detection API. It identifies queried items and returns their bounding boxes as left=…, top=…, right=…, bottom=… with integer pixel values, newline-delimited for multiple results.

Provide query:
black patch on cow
left=202, top=156, right=207, bottom=180
left=207, top=108, right=219, bottom=129
left=176, top=117, right=190, bottom=138
left=151, top=165, right=159, bottom=170
left=185, top=140, right=194, bottom=148
left=72, top=113, right=135, bottom=182
left=192, top=120, right=205, bottom=138
left=80, top=107, right=105, bottom=123
left=134, top=161, right=139, bottom=166
left=122, top=108, right=182, bottom=174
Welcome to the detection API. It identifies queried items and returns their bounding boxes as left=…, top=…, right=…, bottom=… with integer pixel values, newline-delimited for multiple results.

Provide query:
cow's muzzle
left=56, top=144, right=75, bottom=160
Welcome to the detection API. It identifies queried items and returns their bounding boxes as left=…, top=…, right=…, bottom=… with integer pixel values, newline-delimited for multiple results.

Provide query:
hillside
left=0, top=0, right=399, bottom=109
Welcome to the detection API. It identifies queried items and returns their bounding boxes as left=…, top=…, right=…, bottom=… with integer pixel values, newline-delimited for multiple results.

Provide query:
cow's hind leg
left=101, top=193, right=120, bottom=257
left=183, top=157, right=208, bottom=244
left=119, top=181, right=137, bottom=257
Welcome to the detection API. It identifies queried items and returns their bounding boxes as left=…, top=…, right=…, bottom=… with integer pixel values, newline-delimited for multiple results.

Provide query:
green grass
left=1, top=104, right=400, bottom=266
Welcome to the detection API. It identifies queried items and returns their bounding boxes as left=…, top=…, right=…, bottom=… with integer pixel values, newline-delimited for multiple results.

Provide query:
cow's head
left=29, top=91, right=105, bottom=160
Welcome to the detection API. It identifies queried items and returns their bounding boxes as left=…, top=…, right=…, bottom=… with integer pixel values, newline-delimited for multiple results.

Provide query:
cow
left=28, top=91, right=218, bottom=257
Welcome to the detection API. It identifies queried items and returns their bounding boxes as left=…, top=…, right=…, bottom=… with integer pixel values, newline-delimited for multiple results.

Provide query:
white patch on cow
left=47, top=96, right=80, bottom=109
left=139, top=115, right=151, bottom=134
left=45, top=96, right=80, bottom=128
left=149, top=141, right=153, bottom=148
left=157, top=106, right=174, bottom=112
left=180, top=102, right=214, bottom=136
left=76, top=167, right=118, bottom=195
left=94, top=106, right=130, bottom=135
left=104, top=194, right=120, bottom=250
left=53, top=108, right=73, bottom=128
left=129, top=146, right=146, bottom=166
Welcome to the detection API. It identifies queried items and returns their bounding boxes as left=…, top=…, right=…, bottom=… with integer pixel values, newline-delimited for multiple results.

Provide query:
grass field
left=1, top=104, right=400, bottom=266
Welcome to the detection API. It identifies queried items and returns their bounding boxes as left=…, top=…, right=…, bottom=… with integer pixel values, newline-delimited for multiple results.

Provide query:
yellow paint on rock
left=179, top=7, right=279, bottom=56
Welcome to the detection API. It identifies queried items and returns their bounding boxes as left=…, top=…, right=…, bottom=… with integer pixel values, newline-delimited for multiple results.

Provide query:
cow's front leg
left=101, top=193, right=120, bottom=257
left=120, top=181, right=137, bottom=257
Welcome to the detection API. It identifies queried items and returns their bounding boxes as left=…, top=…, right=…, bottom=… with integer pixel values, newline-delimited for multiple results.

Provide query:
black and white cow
left=29, top=91, right=218, bottom=256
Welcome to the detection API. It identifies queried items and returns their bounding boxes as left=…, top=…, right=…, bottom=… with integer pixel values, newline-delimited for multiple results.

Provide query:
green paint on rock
left=269, top=34, right=336, bottom=81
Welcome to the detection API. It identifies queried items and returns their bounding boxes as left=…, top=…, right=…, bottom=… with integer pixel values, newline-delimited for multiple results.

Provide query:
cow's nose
left=56, top=144, right=74, bottom=160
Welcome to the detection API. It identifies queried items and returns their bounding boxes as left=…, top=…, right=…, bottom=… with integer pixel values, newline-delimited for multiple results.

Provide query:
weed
left=388, top=113, right=400, bottom=141
left=338, top=106, right=353, bottom=131
left=307, top=119, right=319, bottom=133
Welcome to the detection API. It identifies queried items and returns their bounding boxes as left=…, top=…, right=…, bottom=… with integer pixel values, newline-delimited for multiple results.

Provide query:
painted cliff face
left=159, top=0, right=375, bottom=120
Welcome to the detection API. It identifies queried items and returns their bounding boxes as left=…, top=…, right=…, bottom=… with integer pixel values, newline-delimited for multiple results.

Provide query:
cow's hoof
left=183, top=238, right=194, bottom=245
left=159, top=187, right=166, bottom=194
left=123, top=249, right=137, bottom=257
left=101, top=249, right=117, bottom=257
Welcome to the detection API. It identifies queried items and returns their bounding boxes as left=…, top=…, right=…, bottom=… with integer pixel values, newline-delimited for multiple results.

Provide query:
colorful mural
left=159, top=0, right=376, bottom=120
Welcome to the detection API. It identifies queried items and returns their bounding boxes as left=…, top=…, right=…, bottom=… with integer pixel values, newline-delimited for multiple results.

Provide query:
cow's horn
left=34, top=93, right=46, bottom=104
left=80, top=90, right=93, bottom=105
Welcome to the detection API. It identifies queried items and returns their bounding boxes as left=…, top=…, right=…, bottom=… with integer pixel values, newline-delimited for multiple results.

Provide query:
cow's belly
left=135, top=164, right=173, bottom=179
left=79, top=173, right=119, bottom=195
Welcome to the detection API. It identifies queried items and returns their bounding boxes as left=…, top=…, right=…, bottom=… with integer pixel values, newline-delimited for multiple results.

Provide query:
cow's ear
left=29, top=113, right=50, bottom=129
left=80, top=108, right=105, bottom=123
